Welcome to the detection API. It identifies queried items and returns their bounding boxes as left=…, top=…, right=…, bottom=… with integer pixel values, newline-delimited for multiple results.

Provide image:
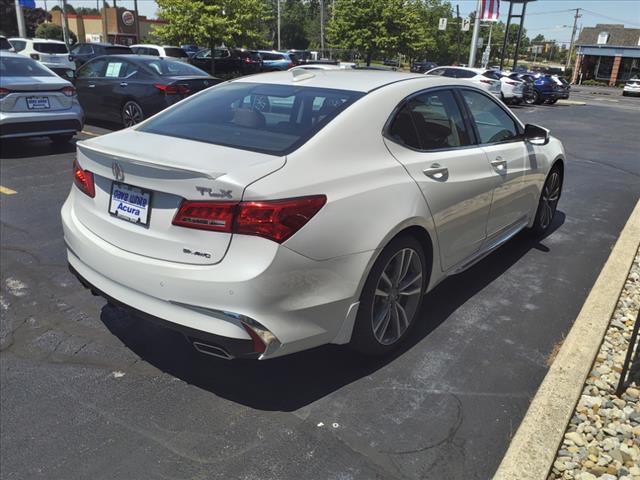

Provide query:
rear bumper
left=0, top=106, right=84, bottom=138
left=61, top=189, right=371, bottom=359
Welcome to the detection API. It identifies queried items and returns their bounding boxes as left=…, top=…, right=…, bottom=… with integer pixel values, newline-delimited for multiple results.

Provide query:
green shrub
left=35, top=23, right=77, bottom=44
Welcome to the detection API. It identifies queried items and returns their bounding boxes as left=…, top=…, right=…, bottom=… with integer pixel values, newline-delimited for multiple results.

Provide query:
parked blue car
left=530, top=73, right=564, bottom=105
left=257, top=51, right=295, bottom=71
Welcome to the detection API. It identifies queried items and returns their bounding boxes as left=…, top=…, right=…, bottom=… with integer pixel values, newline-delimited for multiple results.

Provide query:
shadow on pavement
left=100, top=211, right=565, bottom=412
left=0, top=137, right=78, bottom=159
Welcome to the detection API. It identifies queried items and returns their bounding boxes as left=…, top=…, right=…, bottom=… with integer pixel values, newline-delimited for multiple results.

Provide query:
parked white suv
left=130, top=44, right=189, bottom=62
left=622, top=76, right=640, bottom=97
left=425, top=66, right=502, bottom=98
left=9, top=38, right=75, bottom=78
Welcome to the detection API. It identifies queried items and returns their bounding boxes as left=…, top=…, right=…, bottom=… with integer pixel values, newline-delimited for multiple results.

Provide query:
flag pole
left=468, top=0, right=482, bottom=67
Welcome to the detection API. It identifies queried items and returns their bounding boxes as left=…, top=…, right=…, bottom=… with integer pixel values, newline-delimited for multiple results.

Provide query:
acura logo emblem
left=112, top=161, right=125, bottom=182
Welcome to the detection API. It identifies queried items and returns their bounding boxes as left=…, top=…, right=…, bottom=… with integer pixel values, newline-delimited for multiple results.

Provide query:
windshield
left=142, top=59, right=209, bottom=76
left=0, top=55, right=53, bottom=77
left=164, top=47, right=188, bottom=58
left=34, top=42, right=69, bottom=54
left=139, top=82, right=364, bottom=155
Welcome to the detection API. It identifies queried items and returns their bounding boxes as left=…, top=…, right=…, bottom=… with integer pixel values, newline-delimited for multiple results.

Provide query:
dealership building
left=50, top=7, right=166, bottom=45
left=572, top=24, right=640, bottom=85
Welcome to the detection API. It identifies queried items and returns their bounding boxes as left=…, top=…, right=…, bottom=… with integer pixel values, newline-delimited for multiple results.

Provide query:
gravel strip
left=549, top=249, right=640, bottom=480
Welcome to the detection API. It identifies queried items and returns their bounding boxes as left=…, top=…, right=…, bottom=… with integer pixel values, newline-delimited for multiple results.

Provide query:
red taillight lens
left=73, top=160, right=95, bottom=198
left=30, top=53, right=40, bottom=60
left=479, top=79, right=493, bottom=84
left=236, top=196, right=327, bottom=243
left=172, top=195, right=326, bottom=243
left=154, top=83, right=189, bottom=95
left=506, top=80, right=519, bottom=86
left=61, top=85, right=76, bottom=97
left=172, top=201, right=236, bottom=232
left=287, top=62, right=294, bottom=69
left=0, top=87, right=9, bottom=98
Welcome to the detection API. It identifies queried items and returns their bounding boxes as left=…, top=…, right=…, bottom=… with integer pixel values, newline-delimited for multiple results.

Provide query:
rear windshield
left=482, top=70, right=501, bottom=80
left=142, top=59, right=209, bottom=76
left=0, top=38, right=12, bottom=50
left=105, top=46, right=132, bottom=54
left=164, top=47, right=188, bottom=58
left=139, top=82, right=364, bottom=155
left=34, top=42, right=68, bottom=54
left=0, top=55, right=53, bottom=76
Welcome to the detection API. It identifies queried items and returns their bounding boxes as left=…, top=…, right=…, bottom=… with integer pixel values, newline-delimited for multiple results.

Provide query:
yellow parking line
left=0, top=186, right=18, bottom=195
left=81, top=130, right=100, bottom=137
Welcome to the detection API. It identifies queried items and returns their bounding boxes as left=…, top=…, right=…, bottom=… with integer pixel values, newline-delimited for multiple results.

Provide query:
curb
left=493, top=199, right=640, bottom=480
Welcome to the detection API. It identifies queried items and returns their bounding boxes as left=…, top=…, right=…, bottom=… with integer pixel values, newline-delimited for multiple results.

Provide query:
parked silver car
left=0, top=51, right=84, bottom=142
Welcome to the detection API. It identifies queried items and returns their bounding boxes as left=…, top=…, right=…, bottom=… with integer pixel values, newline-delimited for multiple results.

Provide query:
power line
left=526, top=9, right=575, bottom=16
left=580, top=8, right=640, bottom=27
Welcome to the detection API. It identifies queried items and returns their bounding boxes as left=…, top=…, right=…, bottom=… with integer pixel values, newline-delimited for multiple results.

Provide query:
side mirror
left=524, top=123, right=550, bottom=146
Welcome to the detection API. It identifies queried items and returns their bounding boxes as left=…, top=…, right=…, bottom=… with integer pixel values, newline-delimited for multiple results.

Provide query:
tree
left=153, top=0, right=272, bottom=73
left=22, top=7, right=50, bottom=37
left=35, top=22, right=77, bottom=43
left=76, top=7, right=101, bottom=16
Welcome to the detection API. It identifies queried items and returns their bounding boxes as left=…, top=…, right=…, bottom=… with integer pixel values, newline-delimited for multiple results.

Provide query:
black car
left=69, top=43, right=132, bottom=69
left=74, top=55, right=221, bottom=127
left=410, top=61, right=438, bottom=74
left=189, top=47, right=259, bottom=75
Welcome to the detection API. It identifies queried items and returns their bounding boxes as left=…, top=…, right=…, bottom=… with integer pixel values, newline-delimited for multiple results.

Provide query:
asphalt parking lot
left=1, top=92, right=639, bottom=480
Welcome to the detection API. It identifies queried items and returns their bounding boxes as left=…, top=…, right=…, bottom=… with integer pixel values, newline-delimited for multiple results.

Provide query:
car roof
left=9, top=37, right=65, bottom=44
left=232, top=69, right=445, bottom=93
left=131, top=44, right=180, bottom=48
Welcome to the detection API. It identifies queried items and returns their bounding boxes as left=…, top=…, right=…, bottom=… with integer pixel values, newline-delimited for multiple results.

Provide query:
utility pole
left=566, top=8, right=581, bottom=71
left=468, top=0, right=481, bottom=67
left=277, top=0, right=281, bottom=50
left=61, top=0, right=71, bottom=48
left=14, top=0, right=27, bottom=37
left=133, top=0, right=140, bottom=43
left=456, top=4, right=461, bottom=65
left=101, top=0, right=108, bottom=43
left=320, top=0, right=325, bottom=54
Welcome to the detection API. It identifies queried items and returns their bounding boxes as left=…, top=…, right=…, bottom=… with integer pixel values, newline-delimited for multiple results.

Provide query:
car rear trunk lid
left=74, top=129, right=285, bottom=265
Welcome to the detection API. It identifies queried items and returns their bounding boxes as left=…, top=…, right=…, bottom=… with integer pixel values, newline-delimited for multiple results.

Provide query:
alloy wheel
left=123, top=102, right=144, bottom=127
left=371, top=248, right=423, bottom=345
left=539, top=171, right=561, bottom=230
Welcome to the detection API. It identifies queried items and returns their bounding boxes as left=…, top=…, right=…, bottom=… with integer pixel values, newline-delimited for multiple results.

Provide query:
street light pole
left=61, top=0, right=71, bottom=48
left=468, top=0, right=481, bottom=67
left=133, top=0, right=140, bottom=43
left=320, top=0, right=325, bottom=53
left=566, top=8, right=581, bottom=72
left=101, top=0, right=108, bottom=43
left=14, top=0, right=27, bottom=37
left=277, top=0, right=281, bottom=50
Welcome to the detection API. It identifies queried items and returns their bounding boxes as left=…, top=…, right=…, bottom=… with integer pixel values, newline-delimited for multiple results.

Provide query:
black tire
left=622, top=91, right=628, bottom=97
left=530, top=166, right=563, bottom=236
left=533, top=90, right=543, bottom=105
left=547, top=98, right=558, bottom=104
left=524, top=94, right=536, bottom=105
left=122, top=100, right=144, bottom=127
left=49, top=133, right=74, bottom=144
left=350, top=235, right=428, bottom=356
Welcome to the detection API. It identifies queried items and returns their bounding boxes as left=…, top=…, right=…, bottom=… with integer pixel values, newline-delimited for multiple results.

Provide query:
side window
left=455, top=69, right=476, bottom=79
left=149, top=48, right=160, bottom=56
left=196, top=49, right=211, bottom=59
left=104, top=60, right=128, bottom=78
left=77, top=58, right=106, bottom=78
left=426, top=68, right=444, bottom=76
left=389, top=90, right=470, bottom=150
left=11, top=40, right=27, bottom=52
left=460, top=90, right=519, bottom=144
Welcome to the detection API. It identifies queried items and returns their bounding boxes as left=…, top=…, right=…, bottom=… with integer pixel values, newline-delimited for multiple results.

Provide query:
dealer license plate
left=26, top=96, right=50, bottom=110
left=108, top=182, right=152, bottom=226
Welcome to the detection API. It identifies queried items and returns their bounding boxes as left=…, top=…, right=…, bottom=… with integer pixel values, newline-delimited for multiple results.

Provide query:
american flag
left=480, top=0, right=500, bottom=21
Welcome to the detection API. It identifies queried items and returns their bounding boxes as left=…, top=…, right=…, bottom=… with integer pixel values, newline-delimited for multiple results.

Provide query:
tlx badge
left=195, top=187, right=233, bottom=199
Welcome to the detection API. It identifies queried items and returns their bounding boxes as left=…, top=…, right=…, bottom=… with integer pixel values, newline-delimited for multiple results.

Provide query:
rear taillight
left=0, top=87, right=9, bottom=99
left=154, top=83, right=190, bottom=95
left=30, top=53, right=40, bottom=60
left=242, top=324, right=266, bottom=354
left=287, top=62, right=294, bottom=69
left=73, top=160, right=95, bottom=198
left=506, top=80, right=519, bottom=86
left=61, top=86, right=76, bottom=97
left=172, top=195, right=326, bottom=243
left=244, top=57, right=251, bottom=63
left=479, top=79, right=493, bottom=84
left=172, top=201, right=236, bottom=232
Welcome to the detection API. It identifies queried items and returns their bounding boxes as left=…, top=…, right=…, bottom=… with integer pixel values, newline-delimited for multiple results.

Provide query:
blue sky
left=35, top=0, right=640, bottom=45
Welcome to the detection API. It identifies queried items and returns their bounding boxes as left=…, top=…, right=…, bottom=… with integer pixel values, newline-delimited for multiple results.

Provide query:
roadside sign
left=438, top=18, right=447, bottom=31
left=462, top=18, right=471, bottom=31
left=18, top=0, right=36, bottom=7
left=477, top=38, right=484, bottom=48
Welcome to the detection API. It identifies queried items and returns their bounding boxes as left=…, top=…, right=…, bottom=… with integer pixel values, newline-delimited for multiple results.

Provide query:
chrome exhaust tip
left=192, top=341, right=233, bottom=360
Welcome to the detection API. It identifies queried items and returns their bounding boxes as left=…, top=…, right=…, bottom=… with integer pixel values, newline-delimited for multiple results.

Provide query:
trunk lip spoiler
left=77, top=141, right=220, bottom=180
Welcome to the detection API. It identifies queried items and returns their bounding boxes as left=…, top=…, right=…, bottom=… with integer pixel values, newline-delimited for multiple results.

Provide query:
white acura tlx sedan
left=61, top=69, right=565, bottom=360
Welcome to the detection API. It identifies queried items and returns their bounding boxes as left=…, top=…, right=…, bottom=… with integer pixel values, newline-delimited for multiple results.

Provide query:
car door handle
left=423, top=163, right=449, bottom=180
left=119, top=82, right=128, bottom=87
left=491, top=157, right=507, bottom=172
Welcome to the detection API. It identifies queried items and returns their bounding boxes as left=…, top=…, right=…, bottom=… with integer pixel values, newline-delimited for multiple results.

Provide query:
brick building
left=50, top=7, right=167, bottom=45
left=572, top=24, right=640, bottom=85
